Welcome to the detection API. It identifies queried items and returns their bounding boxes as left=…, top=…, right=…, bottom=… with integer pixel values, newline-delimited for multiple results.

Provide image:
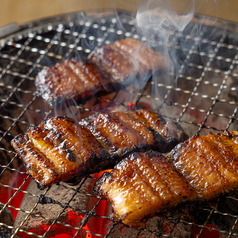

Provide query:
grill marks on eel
left=89, top=38, right=170, bottom=83
left=172, top=133, right=238, bottom=200
left=11, top=109, right=188, bottom=189
left=12, top=117, right=110, bottom=189
left=35, top=60, right=107, bottom=105
left=79, top=109, right=188, bottom=158
left=80, top=112, right=155, bottom=158
left=95, top=151, right=196, bottom=226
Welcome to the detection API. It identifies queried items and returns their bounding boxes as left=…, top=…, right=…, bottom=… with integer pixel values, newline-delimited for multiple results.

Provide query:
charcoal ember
left=14, top=178, right=97, bottom=237
left=146, top=216, right=193, bottom=238
left=107, top=223, right=147, bottom=238
left=218, top=194, right=238, bottom=214
left=107, top=218, right=193, bottom=238
left=145, top=207, right=195, bottom=238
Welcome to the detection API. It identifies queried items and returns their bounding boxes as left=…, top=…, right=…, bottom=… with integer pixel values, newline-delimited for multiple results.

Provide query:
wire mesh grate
left=0, top=9, right=238, bottom=237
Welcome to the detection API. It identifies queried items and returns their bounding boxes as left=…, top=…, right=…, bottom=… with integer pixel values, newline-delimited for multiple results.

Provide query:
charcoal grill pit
left=1, top=9, right=238, bottom=238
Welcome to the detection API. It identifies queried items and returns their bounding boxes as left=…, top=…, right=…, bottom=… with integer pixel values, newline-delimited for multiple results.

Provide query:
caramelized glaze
left=89, top=38, right=170, bottom=83
left=11, top=117, right=110, bottom=188
left=172, top=132, right=238, bottom=200
left=35, top=59, right=109, bottom=106
left=95, top=151, right=196, bottom=226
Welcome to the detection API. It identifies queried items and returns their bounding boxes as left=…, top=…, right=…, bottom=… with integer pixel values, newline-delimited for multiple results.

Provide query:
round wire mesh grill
left=1, top=9, right=238, bottom=238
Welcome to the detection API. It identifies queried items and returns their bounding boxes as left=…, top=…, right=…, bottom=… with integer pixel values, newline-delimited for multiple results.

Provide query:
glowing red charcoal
left=19, top=210, right=93, bottom=238
left=0, top=168, right=31, bottom=220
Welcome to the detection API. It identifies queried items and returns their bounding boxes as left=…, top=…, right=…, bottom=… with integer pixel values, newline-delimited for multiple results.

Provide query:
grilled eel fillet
left=35, top=59, right=109, bottom=106
left=94, top=132, right=238, bottom=226
left=11, top=109, right=188, bottom=189
left=94, top=150, right=197, bottom=227
left=79, top=108, right=188, bottom=157
left=35, top=38, right=170, bottom=106
left=172, top=131, right=238, bottom=201
left=11, top=117, right=110, bottom=189
left=88, top=38, right=170, bottom=83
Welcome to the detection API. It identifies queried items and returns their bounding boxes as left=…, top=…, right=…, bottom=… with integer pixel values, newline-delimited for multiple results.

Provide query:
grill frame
left=1, top=9, right=238, bottom=238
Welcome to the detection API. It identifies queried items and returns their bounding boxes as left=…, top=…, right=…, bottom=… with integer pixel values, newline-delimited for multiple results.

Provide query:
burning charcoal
left=210, top=195, right=238, bottom=234
left=14, top=178, right=97, bottom=237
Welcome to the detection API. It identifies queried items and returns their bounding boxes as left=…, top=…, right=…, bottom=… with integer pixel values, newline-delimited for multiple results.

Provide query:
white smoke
left=134, top=0, right=221, bottom=112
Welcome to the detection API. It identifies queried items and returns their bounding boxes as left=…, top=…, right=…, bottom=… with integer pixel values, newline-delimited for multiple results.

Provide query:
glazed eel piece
left=35, top=60, right=109, bottom=106
left=11, top=109, right=188, bottom=189
left=95, top=132, right=238, bottom=226
left=35, top=38, right=170, bottom=107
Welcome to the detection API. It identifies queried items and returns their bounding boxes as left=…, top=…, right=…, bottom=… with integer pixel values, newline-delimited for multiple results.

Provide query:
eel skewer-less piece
left=79, top=109, right=188, bottom=159
left=11, top=117, right=110, bottom=189
left=35, top=38, right=170, bottom=107
left=94, top=150, right=197, bottom=227
left=94, top=132, right=238, bottom=226
left=88, top=38, right=170, bottom=84
left=35, top=59, right=110, bottom=107
left=11, top=109, right=188, bottom=189
left=172, top=131, right=238, bottom=201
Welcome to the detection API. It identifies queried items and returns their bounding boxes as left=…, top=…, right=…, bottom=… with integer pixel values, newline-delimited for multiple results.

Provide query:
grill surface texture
left=1, top=9, right=238, bottom=238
